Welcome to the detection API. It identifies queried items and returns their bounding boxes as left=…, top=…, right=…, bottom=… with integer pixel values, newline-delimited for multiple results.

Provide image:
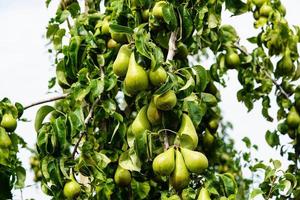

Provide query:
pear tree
left=1, top=0, right=300, bottom=199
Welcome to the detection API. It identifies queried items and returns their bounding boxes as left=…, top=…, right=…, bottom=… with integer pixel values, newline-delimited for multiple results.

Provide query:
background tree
left=0, top=0, right=300, bottom=199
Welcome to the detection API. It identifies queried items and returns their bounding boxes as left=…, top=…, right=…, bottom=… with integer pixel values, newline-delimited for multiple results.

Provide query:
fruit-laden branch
left=72, top=97, right=101, bottom=159
left=234, top=43, right=290, bottom=99
left=24, top=94, right=68, bottom=110
left=163, top=31, right=178, bottom=150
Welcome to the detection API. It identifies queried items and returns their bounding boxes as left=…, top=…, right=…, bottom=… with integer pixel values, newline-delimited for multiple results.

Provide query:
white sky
left=0, top=0, right=299, bottom=199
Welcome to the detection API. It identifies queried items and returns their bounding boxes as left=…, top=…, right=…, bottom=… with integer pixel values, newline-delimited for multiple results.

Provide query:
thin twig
left=84, top=0, right=89, bottom=14
left=234, top=43, right=290, bottom=99
left=24, top=94, right=68, bottom=110
left=72, top=97, right=101, bottom=159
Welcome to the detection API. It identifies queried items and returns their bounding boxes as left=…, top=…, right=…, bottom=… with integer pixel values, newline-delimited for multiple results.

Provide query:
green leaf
left=53, top=117, right=68, bottom=151
left=119, top=148, right=141, bottom=172
left=250, top=188, right=263, bottom=199
left=242, top=137, right=251, bottom=148
left=109, top=24, right=134, bottom=34
left=265, top=130, right=280, bottom=147
left=34, top=105, right=54, bottom=132
left=134, top=131, right=149, bottom=160
left=193, top=65, right=208, bottom=92
left=262, top=96, right=273, bottom=122
left=225, top=0, right=248, bottom=15
left=131, top=179, right=151, bottom=199
left=201, top=93, right=217, bottom=107
left=162, top=3, right=178, bottom=31
left=15, top=166, right=26, bottom=189
left=56, top=60, right=70, bottom=89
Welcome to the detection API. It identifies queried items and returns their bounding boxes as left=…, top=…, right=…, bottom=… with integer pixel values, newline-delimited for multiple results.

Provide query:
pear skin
left=154, top=90, right=177, bottom=111
left=197, top=188, right=211, bottom=200
left=152, top=147, right=175, bottom=176
left=113, top=45, right=132, bottom=77
left=131, top=106, right=151, bottom=135
left=178, top=114, right=198, bottom=150
left=124, top=53, right=149, bottom=95
left=287, top=107, right=300, bottom=128
left=147, top=98, right=161, bottom=125
left=102, top=17, right=110, bottom=35
left=181, top=148, right=208, bottom=173
left=170, top=149, right=190, bottom=190
left=203, top=129, right=214, bottom=148
left=114, top=166, right=131, bottom=186
left=149, top=66, right=167, bottom=86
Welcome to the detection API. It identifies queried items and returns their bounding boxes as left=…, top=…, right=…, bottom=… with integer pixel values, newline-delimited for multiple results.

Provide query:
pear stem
left=234, top=43, right=290, bottom=99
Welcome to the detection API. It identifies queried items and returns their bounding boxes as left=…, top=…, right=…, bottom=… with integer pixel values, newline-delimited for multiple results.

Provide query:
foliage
left=1, top=0, right=300, bottom=199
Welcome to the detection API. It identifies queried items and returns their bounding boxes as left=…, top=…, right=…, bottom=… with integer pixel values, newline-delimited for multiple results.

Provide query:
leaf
left=131, top=179, right=151, bottom=200
left=193, top=65, right=208, bottom=92
left=208, top=11, right=219, bottom=29
left=15, top=166, right=26, bottom=189
left=262, top=96, right=273, bottom=122
left=119, top=148, right=141, bottom=172
left=162, top=3, right=178, bottom=31
left=225, top=0, right=248, bottom=15
left=53, top=117, right=69, bottom=151
left=250, top=188, right=263, bottom=199
left=109, top=24, right=134, bottom=34
left=242, top=137, right=251, bottom=148
left=201, top=93, right=217, bottom=107
left=134, top=131, right=149, bottom=160
left=56, top=60, right=70, bottom=88
left=183, top=100, right=206, bottom=128
left=35, top=105, right=54, bottom=132
left=265, top=130, right=280, bottom=148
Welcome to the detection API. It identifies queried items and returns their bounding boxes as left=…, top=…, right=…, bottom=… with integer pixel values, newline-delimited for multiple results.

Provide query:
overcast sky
left=0, top=1, right=299, bottom=199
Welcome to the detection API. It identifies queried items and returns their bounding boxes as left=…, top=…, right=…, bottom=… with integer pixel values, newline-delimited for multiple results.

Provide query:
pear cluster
left=152, top=146, right=208, bottom=190
left=0, top=113, right=16, bottom=158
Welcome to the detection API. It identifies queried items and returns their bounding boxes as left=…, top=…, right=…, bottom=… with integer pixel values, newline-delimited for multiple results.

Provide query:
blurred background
left=0, top=0, right=299, bottom=199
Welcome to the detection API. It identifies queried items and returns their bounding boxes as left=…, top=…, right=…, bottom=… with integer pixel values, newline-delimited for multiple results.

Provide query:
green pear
left=203, top=129, right=214, bottom=148
left=114, top=166, right=131, bottom=186
left=132, top=106, right=151, bottom=135
left=152, top=147, right=175, bottom=176
left=111, top=32, right=127, bottom=43
left=276, top=49, right=294, bottom=76
left=181, top=148, right=208, bottom=173
left=154, top=90, right=177, bottom=111
left=170, top=149, right=190, bottom=190
left=124, top=53, right=149, bottom=95
left=168, top=195, right=181, bottom=200
left=197, top=188, right=211, bottom=200
left=225, top=50, right=240, bottom=69
left=0, top=127, right=12, bottom=148
left=147, top=98, right=161, bottom=125
left=152, top=1, right=167, bottom=19
left=287, top=107, right=300, bottom=128
left=208, top=118, right=219, bottom=132
left=178, top=114, right=198, bottom=150
left=113, top=44, right=132, bottom=77
left=149, top=66, right=167, bottom=86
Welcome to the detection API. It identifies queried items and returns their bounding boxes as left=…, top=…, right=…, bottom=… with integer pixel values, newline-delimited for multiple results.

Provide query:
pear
left=0, top=127, right=12, bottom=148
left=178, top=114, right=198, bottom=150
left=152, top=1, right=167, bottom=19
left=113, top=45, right=132, bottom=77
left=203, top=129, right=214, bottom=148
left=170, top=149, right=190, bottom=190
left=132, top=106, right=151, bottom=135
left=287, top=107, right=300, bottom=129
left=208, top=118, right=219, bottom=132
left=124, top=53, right=149, bottom=95
left=181, top=148, right=208, bottom=173
left=114, top=166, right=131, bottom=186
left=197, top=188, right=211, bottom=200
left=276, top=49, right=294, bottom=77
left=152, top=147, right=175, bottom=176
left=149, top=66, right=167, bottom=86
left=111, top=32, right=127, bottom=43
left=147, top=98, right=161, bottom=125
left=154, top=90, right=177, bottom=111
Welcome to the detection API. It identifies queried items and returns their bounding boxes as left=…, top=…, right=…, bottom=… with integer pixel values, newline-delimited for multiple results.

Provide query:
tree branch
left=166, top=31, right=178, bottom=62
left=234, top=43, right=290, bottom=99
left=24, top=94, right=68, bottom=110
left=72, top=97, right=101, bottom=159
